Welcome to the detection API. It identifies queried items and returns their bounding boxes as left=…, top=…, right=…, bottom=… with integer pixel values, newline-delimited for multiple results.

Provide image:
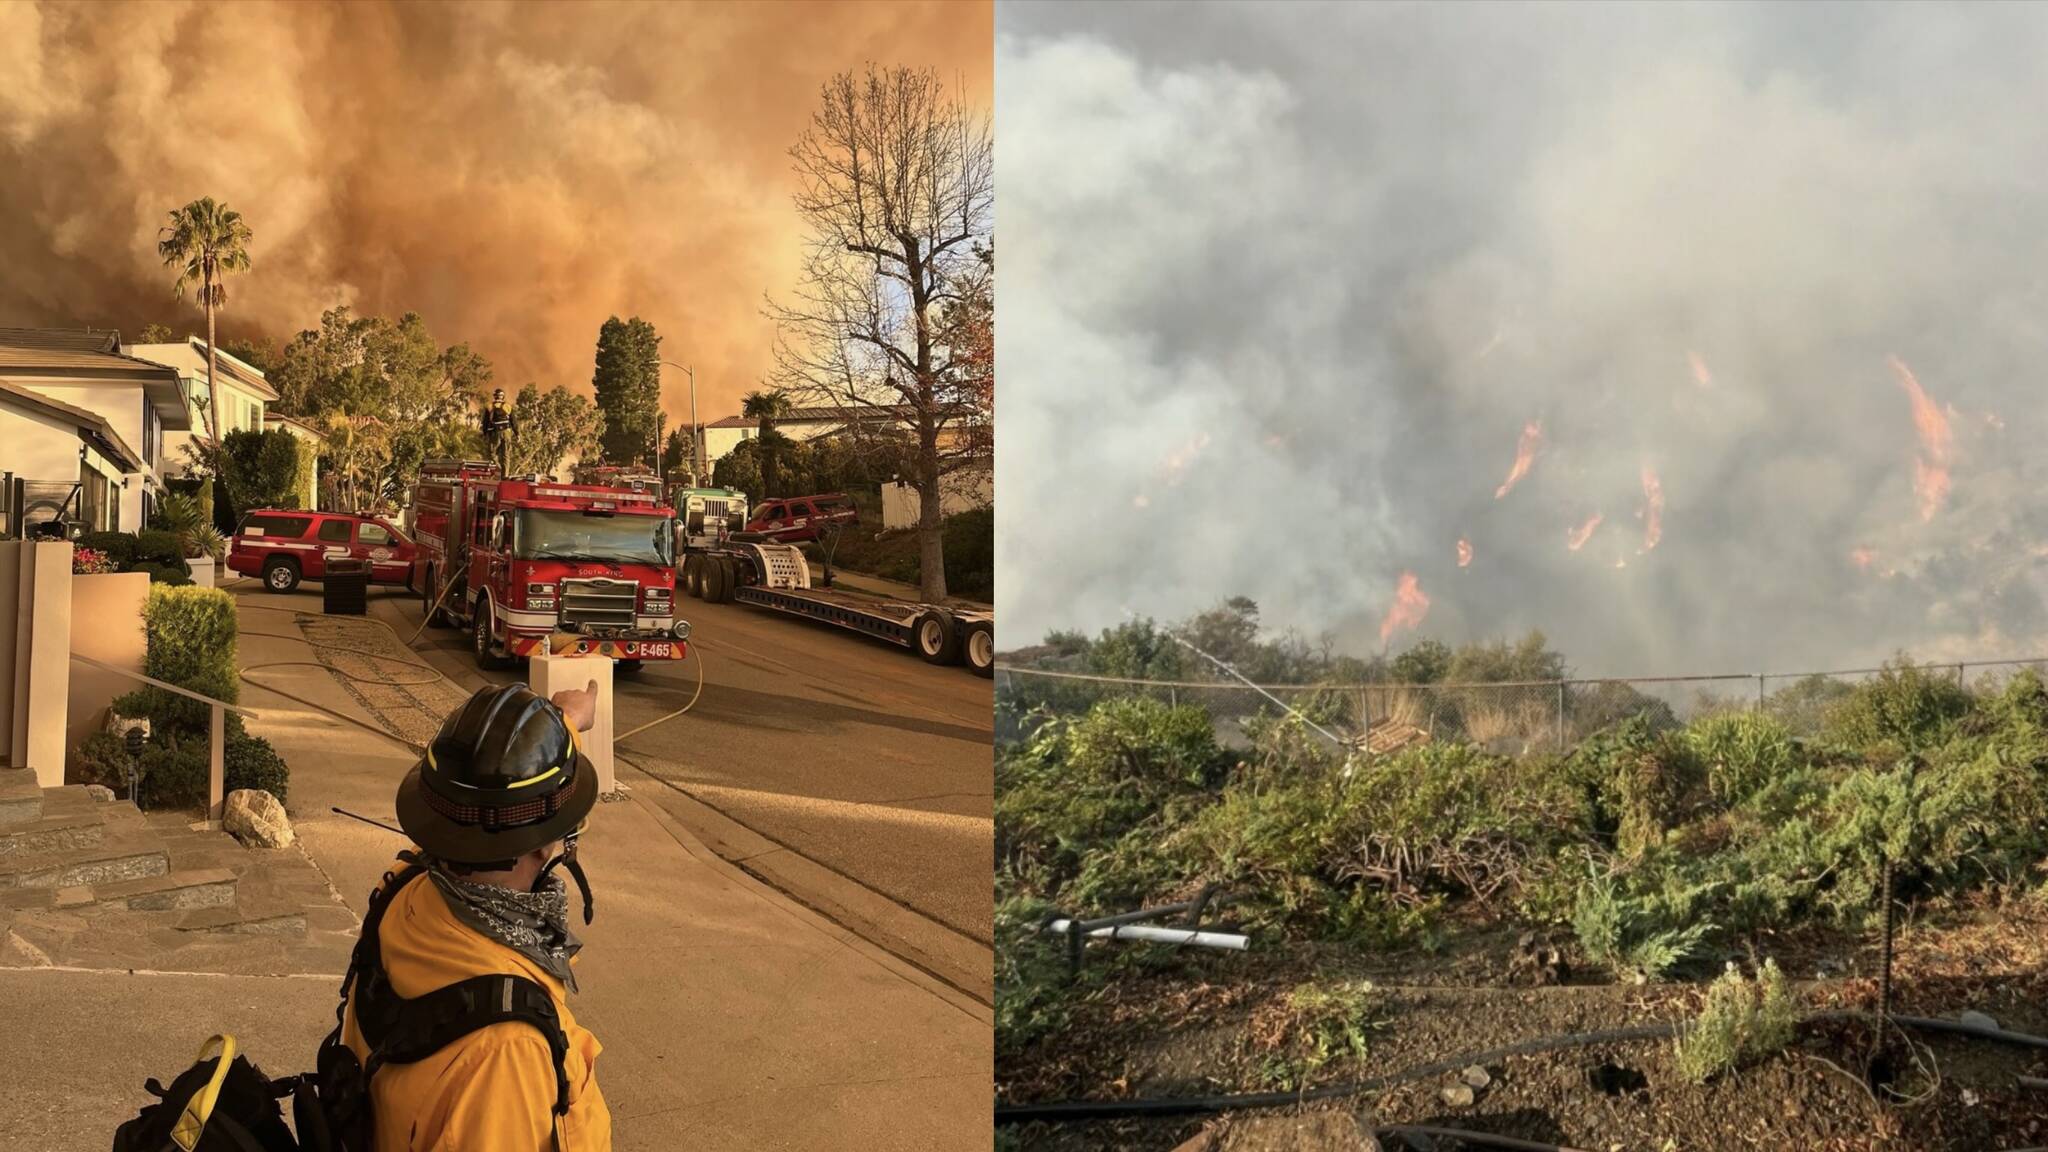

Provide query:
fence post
left=1169, top=686, right=1177, bottom=709
left=1956, top=662, right=1966, bottom=689
left=1755, top=675, right=1765, bottom=713
left=208, top=702, right=225, bottom=827
left=1555, top=682, right=1566, bottom=751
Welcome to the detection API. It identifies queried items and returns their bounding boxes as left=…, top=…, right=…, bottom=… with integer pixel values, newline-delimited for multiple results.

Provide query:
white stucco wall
left=0, top=382, right=138, bottom=530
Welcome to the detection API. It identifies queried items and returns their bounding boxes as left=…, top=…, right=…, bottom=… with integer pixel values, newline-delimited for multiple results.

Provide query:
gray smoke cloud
left=996, top=1, right=2048, bottom=677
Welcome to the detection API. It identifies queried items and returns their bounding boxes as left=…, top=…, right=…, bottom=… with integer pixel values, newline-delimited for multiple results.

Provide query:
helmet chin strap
left=534, top=831, right=594, bottom=925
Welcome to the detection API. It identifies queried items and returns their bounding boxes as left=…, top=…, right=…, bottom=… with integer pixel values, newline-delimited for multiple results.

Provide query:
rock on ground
left=224, top=789, right=294, bottom=849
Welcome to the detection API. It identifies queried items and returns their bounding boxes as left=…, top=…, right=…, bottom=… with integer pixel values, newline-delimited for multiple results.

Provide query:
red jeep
left=228, top=509, right=417, bottom=593
left=744, top=494, right=859, bottom=545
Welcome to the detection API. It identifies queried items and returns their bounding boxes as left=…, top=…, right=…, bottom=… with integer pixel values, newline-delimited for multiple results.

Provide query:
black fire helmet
left=395, top=684, right=597, bottom=865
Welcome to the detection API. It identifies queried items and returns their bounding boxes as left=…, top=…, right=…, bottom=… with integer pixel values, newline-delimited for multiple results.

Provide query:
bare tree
left=769, top=65, right=994, bottom=603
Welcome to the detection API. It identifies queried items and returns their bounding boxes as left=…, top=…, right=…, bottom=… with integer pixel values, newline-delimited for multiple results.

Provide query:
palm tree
left=742, top=388, right=793, bottom=497
left=157, top=198, right=254, bottom=456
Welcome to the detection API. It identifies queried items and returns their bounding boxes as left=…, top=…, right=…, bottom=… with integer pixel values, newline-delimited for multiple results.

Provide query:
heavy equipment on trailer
left=683, top=537, right=993, bottom=678
left=411, top=459, right=690, bottom=672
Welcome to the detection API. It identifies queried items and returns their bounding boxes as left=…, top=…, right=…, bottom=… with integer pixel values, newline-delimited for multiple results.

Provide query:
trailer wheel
left=914, top=609, right=961, bottom=665
left=472, top=596, right=510, bottom=670
left=964, top=621, right=994, bottom=678
left=703, top=554, right=729, bottom=603
left=682, top=555, right=703, bottom=599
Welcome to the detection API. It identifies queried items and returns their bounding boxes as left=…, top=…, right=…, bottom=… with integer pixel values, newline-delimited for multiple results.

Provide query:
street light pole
left=661, top=360, right=698, bottom=486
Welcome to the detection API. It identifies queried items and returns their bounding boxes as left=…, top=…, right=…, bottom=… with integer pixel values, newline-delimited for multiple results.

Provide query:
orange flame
left=1688, top=351, right=1712, bottom=388
left=1640, top=465, right=1664, bottom=551
left=1494, top=420, right=1543, bottom=499
left=1567, top=513, right=1603, bottom=552
left=1379, top=571, right=1430, bottom=645
left=1850, top=547, right=1876, bottom=569
left=1890, top=356, right=1952, bottom=521
left=1457, top=538, right=1473, bottom=568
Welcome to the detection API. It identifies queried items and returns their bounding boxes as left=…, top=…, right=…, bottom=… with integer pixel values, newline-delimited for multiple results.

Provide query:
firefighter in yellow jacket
left=341, top=681, right=611, bottom=1151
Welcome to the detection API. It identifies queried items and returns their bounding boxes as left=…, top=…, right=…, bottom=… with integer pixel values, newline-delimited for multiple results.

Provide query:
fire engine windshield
left=513, top=509, right=675, bottom=567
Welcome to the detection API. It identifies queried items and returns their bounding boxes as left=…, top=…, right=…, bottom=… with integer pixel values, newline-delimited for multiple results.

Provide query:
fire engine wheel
left=964, top=621, right=994, bottom=678
left=703, top=555, right=730, bottom=603
left=914, top=609, right=961, bottom=666
left=617, top=660, right=645, bottom=675
left=263, top=558, right=301, bottom=593
left=472, top=599, right=510, bottom=670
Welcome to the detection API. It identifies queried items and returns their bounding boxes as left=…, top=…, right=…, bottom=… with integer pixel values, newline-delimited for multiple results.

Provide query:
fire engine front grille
left=559, top=577, right=638, bottom=628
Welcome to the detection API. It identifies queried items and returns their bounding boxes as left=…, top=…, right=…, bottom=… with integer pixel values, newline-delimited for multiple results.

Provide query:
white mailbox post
left=527, top=651, right=616, bottom=796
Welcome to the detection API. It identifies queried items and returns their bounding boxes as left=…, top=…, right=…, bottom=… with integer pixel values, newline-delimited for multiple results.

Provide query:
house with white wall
left=0, top=329, right=188, bottom=533
left=126, top=338, right=278, bottom=480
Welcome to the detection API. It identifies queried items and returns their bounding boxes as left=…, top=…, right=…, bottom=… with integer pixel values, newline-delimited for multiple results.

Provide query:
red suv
left=745, top=494, right=859, bottom=545
left=228, top=509, right=417, bottom=593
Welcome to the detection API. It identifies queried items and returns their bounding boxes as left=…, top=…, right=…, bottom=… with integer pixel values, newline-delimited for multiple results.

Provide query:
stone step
left=0, top=807, right=106, bottom=858
left=0, top=838, right=169, bottom=890
left=0, top=770, right=43, bottom=826
left=91, top=868, right=237, bottom=913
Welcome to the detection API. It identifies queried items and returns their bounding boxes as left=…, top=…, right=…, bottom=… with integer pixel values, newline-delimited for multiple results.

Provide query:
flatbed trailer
left=684, top=539, right=993, bottom=677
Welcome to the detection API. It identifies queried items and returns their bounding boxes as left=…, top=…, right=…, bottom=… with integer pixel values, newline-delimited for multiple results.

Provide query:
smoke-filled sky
left=0, top=0, right=990, bottom=425
left=997, top=1, right=2048, bottom=678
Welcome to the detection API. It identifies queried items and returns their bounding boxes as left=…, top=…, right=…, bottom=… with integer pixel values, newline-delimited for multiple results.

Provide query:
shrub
left=1571, top=718, right=1708, bottom=857
left=221, top=428, right=308, bottom=511
left=1822, top=658, right=1970, bottom=755
left=1247, top=980, right=1384, bottom=1089
left=1571, top=871, right=1718, bottom=981
left=226, top=726, right=289, bottom=803
left=1325, top=742, right=1592, bottom=908
left=75, top=531, right=139, bottom=566
left=1686, top=712, right=1797, bottom=806
left=69, top=731, right=133, bottom=793
left=135, top=529, right=187, bottom=569
left=143, top=585, right=238, bottom=703
left=1674, top=959, right=1798, bottom=1083
left=942, top=506, right=993, bottom=602
left=111, top=730, right=212, bottom=810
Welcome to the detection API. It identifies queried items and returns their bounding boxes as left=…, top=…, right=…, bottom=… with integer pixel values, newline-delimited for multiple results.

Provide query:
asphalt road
left=363, top=585, right=996, bottom=952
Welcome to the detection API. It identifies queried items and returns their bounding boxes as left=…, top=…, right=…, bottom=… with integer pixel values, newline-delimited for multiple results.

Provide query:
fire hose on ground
left=992, top=1010, right=2048, bottom=1125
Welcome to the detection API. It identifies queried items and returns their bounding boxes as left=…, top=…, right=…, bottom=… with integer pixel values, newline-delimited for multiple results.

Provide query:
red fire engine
left=410, top=459, right=689, bottom=671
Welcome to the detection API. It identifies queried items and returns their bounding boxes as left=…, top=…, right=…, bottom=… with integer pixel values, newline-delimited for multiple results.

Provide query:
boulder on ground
left=83, top=785, right=117, bottom=802
left=224, top=789, right=294, bottom=849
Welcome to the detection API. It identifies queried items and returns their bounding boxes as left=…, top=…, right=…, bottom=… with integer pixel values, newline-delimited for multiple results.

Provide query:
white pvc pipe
left=1046, top=920, right=1249, bottom=951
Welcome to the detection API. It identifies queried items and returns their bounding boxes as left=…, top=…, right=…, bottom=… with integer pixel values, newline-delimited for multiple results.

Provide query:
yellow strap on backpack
left=170, top=1034, right=238, bottom=1151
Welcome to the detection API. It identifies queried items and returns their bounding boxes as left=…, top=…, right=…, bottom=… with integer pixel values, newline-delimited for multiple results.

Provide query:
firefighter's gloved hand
left=550, top=679, right=599, bottom=734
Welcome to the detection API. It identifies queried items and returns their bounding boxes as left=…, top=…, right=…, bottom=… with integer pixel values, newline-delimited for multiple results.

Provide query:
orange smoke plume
left=1494, top=420, right=1543, bottom=499
left=1379, top=572, right=1430, bottom=645
left=1890, top=356, right=1952, bottom=521
left=1457, top=538, right=1473, bottom=568
left=1688, top=351, right=1712, bottom=388
left=1640, top=465, right=1664, bottom=551
left=1567, top=513, right=1603, bottom=552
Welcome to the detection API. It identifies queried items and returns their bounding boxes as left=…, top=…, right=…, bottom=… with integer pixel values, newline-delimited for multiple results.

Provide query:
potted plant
left=154, top=492, right=227, bottom=588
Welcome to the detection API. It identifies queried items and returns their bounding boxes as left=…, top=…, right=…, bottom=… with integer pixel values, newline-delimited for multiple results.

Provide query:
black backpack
left=114, top=857, right=571, bottom=1152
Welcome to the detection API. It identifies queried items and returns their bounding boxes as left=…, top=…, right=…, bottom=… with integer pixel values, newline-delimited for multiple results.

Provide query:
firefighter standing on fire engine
left=482, top=388, right=515, bottom=474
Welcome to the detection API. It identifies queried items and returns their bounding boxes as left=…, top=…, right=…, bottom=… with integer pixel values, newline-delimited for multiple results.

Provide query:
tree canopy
left=591, top=316, right=662, bottom=467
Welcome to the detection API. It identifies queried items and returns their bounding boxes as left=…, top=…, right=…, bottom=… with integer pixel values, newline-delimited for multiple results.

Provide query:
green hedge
left=89, top=586, right=289, bottom=809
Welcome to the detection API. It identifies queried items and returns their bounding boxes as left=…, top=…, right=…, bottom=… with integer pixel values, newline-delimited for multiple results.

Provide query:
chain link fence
left=996, top=658, right=2048, bottom=754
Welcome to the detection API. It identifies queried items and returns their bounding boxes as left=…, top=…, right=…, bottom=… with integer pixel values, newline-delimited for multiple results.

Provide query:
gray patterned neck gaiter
left=425, top=862, right=583, bottom=993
